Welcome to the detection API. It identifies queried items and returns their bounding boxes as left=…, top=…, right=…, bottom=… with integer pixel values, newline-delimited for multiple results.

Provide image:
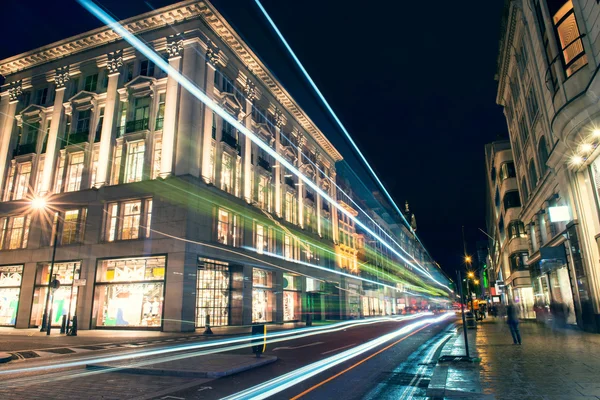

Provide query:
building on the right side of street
left=496, top=0, right=600, bottom=331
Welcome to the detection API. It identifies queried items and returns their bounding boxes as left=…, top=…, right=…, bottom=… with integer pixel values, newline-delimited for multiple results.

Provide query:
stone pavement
left=429, top=316, right=600, bottom=399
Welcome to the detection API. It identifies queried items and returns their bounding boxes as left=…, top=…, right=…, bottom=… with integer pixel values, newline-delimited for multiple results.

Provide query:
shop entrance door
left=307, top=293, right=322, bottom=321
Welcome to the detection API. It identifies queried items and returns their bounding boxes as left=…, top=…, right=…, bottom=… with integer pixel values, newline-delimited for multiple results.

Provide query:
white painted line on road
left=321, top=343, right=356, bottom=355
left=273, top=342, right=324, bottom=351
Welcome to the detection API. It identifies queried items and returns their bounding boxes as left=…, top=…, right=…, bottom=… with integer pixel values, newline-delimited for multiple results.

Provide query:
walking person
left=506, top=302, right=521, bottom=345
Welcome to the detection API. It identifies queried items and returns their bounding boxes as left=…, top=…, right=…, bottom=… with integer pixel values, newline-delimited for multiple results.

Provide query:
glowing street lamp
left=467, top=271, right=475, bottom=279
left=30, top=197, right=60, bottom=335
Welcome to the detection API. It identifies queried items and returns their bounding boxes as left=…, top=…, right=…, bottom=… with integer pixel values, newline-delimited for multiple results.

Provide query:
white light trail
left=0, top=314, right=425, bottom=378
left=222, top=313, right=453, bottom=400
left=254, top=0, right=441, bottom=269
left=76, top=0, right=450, bottom=292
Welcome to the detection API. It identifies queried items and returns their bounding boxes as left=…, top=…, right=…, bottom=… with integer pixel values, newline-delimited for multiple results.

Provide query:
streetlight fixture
left=30, top=197, right=60, bottom=335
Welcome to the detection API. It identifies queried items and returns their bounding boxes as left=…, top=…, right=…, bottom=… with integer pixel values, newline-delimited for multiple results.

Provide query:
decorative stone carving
left=166, top=34, right=184, bottom=58
left=206, top=41, right=220, bottom=66
left=298, top=135, right=307, bottom=148
left=107, top=50, right=123, bottom=74
left=8, top=81, right=22, bottom=102
left=244, top=79, right=257, bottom=103
left=55, top=66, right=70, bottom=89
left=274, top=108, right=285, bottom=128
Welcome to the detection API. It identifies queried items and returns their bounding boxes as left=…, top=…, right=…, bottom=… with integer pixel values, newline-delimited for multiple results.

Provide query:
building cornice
left=0, top=0, right=343, bottom=163
left=496, top=2, right=517, bottom=106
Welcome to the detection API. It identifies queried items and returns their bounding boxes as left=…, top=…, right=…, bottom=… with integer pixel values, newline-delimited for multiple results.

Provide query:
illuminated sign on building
left=548, top=206, right=570, bottom=223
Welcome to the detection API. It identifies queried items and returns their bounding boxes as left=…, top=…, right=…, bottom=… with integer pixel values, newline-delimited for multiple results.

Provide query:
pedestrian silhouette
left=506, top=302, right=521, bottom=345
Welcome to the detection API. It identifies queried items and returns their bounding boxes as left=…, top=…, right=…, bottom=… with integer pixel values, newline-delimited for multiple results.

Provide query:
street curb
left=86, top=355, right=278, bottom=378
left=0, top=352, right=13, bottom=363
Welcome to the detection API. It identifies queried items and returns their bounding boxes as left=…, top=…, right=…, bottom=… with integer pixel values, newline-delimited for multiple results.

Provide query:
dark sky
left=1, top=0, right=507, bottom=275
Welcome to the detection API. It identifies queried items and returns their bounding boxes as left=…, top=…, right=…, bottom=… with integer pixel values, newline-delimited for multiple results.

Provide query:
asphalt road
left=158, top=314, right=456, bottom=399
left=0, top=314, right=456, bottom=399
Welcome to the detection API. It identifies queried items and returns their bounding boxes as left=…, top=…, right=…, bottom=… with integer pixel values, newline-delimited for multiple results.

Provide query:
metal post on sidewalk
left=203, top=314, right=213, bottom=335
left=457, top=270, right=471, bottom=359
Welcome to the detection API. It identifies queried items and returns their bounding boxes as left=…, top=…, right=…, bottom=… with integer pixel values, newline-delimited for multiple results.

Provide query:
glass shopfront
left=30, top=262, right=80, bottom=327
left=196, top=258, right=230, bottom=327
left=283, top=273, right=301, bottom=321
left=0, top=265, right=23, bottom=326
left=252, top=268, right=274, bottom=323
left=92, top=256, right=165, bottom=329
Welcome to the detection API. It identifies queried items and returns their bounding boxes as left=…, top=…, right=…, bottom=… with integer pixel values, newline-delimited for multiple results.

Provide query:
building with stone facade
left=485, top=140, right=532, bottom=317
left=0, top=0, right=450, bottom=331
left=496, top=0, right=600, bottom=330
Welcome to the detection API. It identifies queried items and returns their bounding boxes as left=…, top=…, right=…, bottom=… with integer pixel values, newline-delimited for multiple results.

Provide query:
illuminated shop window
left=252, top=268, right=274, bottom=323
left=92, top=256, right=166, bottom=328
left=30, top=262, right=80, bottom=327
left=0, top=265, right=23, bottom=327
left=217, top=209, right=230, bottom=245
left=13, top=162, right=32, bottom=200
left=196, top=258, right=230, bottom=327
left=283, top=273, right=301, bottom=321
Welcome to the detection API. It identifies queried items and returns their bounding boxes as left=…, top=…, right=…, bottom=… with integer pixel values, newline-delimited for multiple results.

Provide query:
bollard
left=251, top=324, right=266, bottom=358
left=203, top=315, right=213, bottom=335
left=466, top=311, right=477, bottom=329
left=306, top=312, right=313, bottom=327
left=67, top=316, right=78, bottom=336
left=60, top=315, right=67, bottom=334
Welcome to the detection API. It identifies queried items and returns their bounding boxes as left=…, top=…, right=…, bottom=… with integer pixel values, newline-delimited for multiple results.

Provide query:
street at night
left=2, top=0, right=600, bottom=399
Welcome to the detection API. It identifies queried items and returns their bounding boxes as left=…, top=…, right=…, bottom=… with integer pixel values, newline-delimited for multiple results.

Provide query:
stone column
left=316, top=153, right=322, bottom=236
left=201, top=48, right=217, bottom=183
left=242, top=98, right=254, bottom=203
left=0, top=83, right=19, bottom=193
left=242, top=264, right=254, bottom=325
left=297, top=136, right=306, bottom=228
left=160, top=36, right=183, bottom=178
left=274, top=109, right=285, bottom=217
left=39, top=69, right=70, bottom=195
left=331, top=171, right=339, bottom=242
left=95, top=53, right=122, bottom=188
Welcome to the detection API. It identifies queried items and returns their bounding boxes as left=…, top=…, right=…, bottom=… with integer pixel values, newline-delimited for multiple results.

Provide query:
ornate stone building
left=496, top=0, right=600, bottom=330
left=0, top=0, right=450, bottom=331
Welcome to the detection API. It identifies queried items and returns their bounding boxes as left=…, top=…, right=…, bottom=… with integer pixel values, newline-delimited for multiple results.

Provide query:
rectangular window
left=525, top=87, right=539, bottom=124
left=84, top=74, right=98, bottom=92
left=125, top=141, right=145, bottom=183
left=258, top=175, right=269, bottom=211
left=217, top=209, right=230, bottom=245
left=61, top=209, right=85, bottom=245
left=54, top=154, right=66, bottom=193
left=65, top=152, right=85, bottom=192
left=0, top=216, right=30, bottom=250
left=152, top=138, right=162, bottom=179
left=35, top=88, right=48, bottom=105
left=75, top=109, right=91, bottom=135
left=126, top=63, right=134, bottom=82
left=13, top=162, right=32, bottom=200
left=111, top=144, right=122, bottom=185
left=95, top=107, right=104, bottom=142
left=221, top=153, right=233, bottom=193
left=139, top=60, right=155, bottom=77
left=285, top=192, right=296, bottom=224
left=155, top=93, right=166, bottom=130
left=256, top=224, right=265, bottom=254
left=284, top=235, right=292, bottom=259
left=90, top=148, right=99, bottom=187
left=551, top=0, right=587, bottom=77
left=105, top=199, right=152, bottom=242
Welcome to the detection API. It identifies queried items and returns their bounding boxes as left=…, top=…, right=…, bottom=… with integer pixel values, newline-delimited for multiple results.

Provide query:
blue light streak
left=76, top=0, right=449, bottom=291
left=222, top=313, right=453, bottom=400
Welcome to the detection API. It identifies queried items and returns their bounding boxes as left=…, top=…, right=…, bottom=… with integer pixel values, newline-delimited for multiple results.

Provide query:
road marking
left=321, top=343, right=356, bottom=355
left=272, top=342, right=324, bottom=351
left=197, top=386, right=212, bottom=392
left=290, top=324, right=430, bottom=400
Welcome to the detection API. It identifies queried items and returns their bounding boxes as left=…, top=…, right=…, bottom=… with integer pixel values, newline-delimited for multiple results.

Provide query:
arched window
left=538, top=136, right=549, bottom=176
left=520, top=177, right=529, bottom=204
left=528, top=160, right=538, bottom=190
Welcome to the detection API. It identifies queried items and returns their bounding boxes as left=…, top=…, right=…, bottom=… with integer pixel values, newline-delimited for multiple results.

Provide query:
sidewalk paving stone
left=428, top=316, right=600, bottom=399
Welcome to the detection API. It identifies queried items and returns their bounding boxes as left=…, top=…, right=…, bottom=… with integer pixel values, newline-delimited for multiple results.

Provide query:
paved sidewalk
left=429, top=317, right=600, bottom=399
left=0, top=321, right=313, bottom=360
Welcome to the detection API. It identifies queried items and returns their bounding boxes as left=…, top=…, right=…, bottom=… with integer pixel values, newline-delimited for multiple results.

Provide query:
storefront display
left=550, top=267, right=577, bottom=325
left=92, top=256, right=165, bottom=328
left=197, top=258, right=230, bottom=327
left=30, top=262, right=79, bottom=327
left=283, top=273, right=301, bottom=321
left=253, top=268, right=274, bottom=323
left=0, top=265, right=22, bottom=326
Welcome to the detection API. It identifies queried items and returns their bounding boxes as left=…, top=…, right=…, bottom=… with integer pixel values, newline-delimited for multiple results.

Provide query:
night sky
left=1, top=0, right=507, bottom=276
